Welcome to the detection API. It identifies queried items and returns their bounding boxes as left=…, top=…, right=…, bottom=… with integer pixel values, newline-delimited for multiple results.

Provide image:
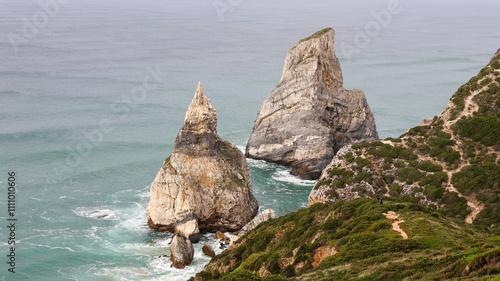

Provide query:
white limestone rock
left=146, top=82, right=259, bottom=242
left=246, top=28, right=378, bottom=180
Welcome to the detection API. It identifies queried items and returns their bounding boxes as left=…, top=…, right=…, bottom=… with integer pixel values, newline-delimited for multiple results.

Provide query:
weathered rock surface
left=202, top=242, right=216, bottom=258
left=240, top=209, right=277, bottom=234
left=215, top=231, right=227, bottom=240
left=308, top=145, right=368, bottom=205
left=489, top=48, right=500, bottom=65
left=312, top=244, right=337, bottom=267
left=224, top=209, right=277, bottom=247
left=246, top=28, right=378, bottom=180
left=146, top=82, right=259, bottom=242
left=170, top=233, right=194, bottom=269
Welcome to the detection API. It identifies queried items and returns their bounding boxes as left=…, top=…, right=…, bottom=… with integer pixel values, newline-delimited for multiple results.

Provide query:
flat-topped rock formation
left=146, top=82, right=259, bottom=242
left=246, top=28, right=378, bottom=180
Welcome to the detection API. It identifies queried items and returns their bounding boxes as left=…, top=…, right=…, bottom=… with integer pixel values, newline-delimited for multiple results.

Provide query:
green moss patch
left=296, top=28, right=333, bottom=45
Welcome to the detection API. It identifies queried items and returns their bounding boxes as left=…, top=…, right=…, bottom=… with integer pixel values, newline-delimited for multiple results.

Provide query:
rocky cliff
left=189, top=48, right=500, bottom=281
left=169, top=233, right=194, bottom=269
left=146, top=82, right=259, bottom=242
left=246, top=28, right=379, bottom=180
left=309, top=50, right=500, bottom=227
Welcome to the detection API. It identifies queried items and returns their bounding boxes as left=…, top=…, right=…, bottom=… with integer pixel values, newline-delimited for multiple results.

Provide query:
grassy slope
left=192, top=199, right=500, bottom=280
left=312, top=52, right=500, bottom=228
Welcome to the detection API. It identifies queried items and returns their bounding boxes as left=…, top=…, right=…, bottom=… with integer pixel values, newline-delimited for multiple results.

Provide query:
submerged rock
left=169, top=233, right=194, bottom=269
left=246, top=28, right=378, bottom=180
left=146, top=82, right=259, bottom=242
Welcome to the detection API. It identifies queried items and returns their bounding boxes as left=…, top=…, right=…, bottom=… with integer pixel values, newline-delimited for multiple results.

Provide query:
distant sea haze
left=1, top=0, right=499, bottom=280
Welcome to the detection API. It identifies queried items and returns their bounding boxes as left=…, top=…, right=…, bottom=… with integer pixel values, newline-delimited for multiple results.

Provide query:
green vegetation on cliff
left=296, top=28, right=333, bottom=46
left=311, top=51, right=500, bottom=227
left=192, top=199, right=500, bottom=280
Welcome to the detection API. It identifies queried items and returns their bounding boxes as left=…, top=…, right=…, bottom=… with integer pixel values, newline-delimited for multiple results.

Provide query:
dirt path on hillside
left=383, top=211, right=408, bottom=239
left=377, top=85, right=488, bottom=224
left=442, top=80, right=483, bottom=130
left=386, top=138, right=484, bottom=225
left=440, top=86, right=485, bottom=224
left=412, top=84, right=486, bottom=224
left=445, top=168, right=484, bottom=224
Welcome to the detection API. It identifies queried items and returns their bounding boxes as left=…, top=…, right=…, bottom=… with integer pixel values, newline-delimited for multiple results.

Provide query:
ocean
left=1, top=0, right=499, bottom=280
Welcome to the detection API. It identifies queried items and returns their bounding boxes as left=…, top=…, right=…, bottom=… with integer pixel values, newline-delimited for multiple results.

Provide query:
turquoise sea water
left=1, top=0, right=500, bottom=280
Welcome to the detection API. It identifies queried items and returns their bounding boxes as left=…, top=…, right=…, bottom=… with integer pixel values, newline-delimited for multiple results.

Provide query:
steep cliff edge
left=146, top=82, right=259, bottom=242
left=246, top=28, right=378, bottom=180
left=310, top=49, right=500, bottom=227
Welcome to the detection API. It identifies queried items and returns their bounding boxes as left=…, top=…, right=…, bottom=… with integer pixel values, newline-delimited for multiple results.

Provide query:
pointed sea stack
left=246, top=28, right=378, bottom=180
left=146, top=82, right=259, bottom=242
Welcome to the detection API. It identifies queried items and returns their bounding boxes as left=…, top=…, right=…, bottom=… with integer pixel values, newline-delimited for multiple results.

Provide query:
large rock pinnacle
left=246, top=28, right=379, bottom=180
left=146, top=82, right=259, bottom=242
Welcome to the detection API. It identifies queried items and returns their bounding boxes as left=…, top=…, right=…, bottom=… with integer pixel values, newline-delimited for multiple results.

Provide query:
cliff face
left=246, top=28, right=378, bottom=180
left=310, top=50, right=500, bottom=227
left=146, top=82, right=259, bottom=241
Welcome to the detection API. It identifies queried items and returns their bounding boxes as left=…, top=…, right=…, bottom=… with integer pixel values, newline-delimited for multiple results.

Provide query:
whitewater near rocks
left=146, top=82, right=259, bottom=242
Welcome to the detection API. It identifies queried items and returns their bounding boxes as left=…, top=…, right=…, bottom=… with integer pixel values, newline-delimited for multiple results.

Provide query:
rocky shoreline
left=146, top=82, right=258, bottom=244
left=144, top=28, right=499, bottom=278
left=145, top=27, right=381, bottom=269
left=188, top=45, right=500, bottom=281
